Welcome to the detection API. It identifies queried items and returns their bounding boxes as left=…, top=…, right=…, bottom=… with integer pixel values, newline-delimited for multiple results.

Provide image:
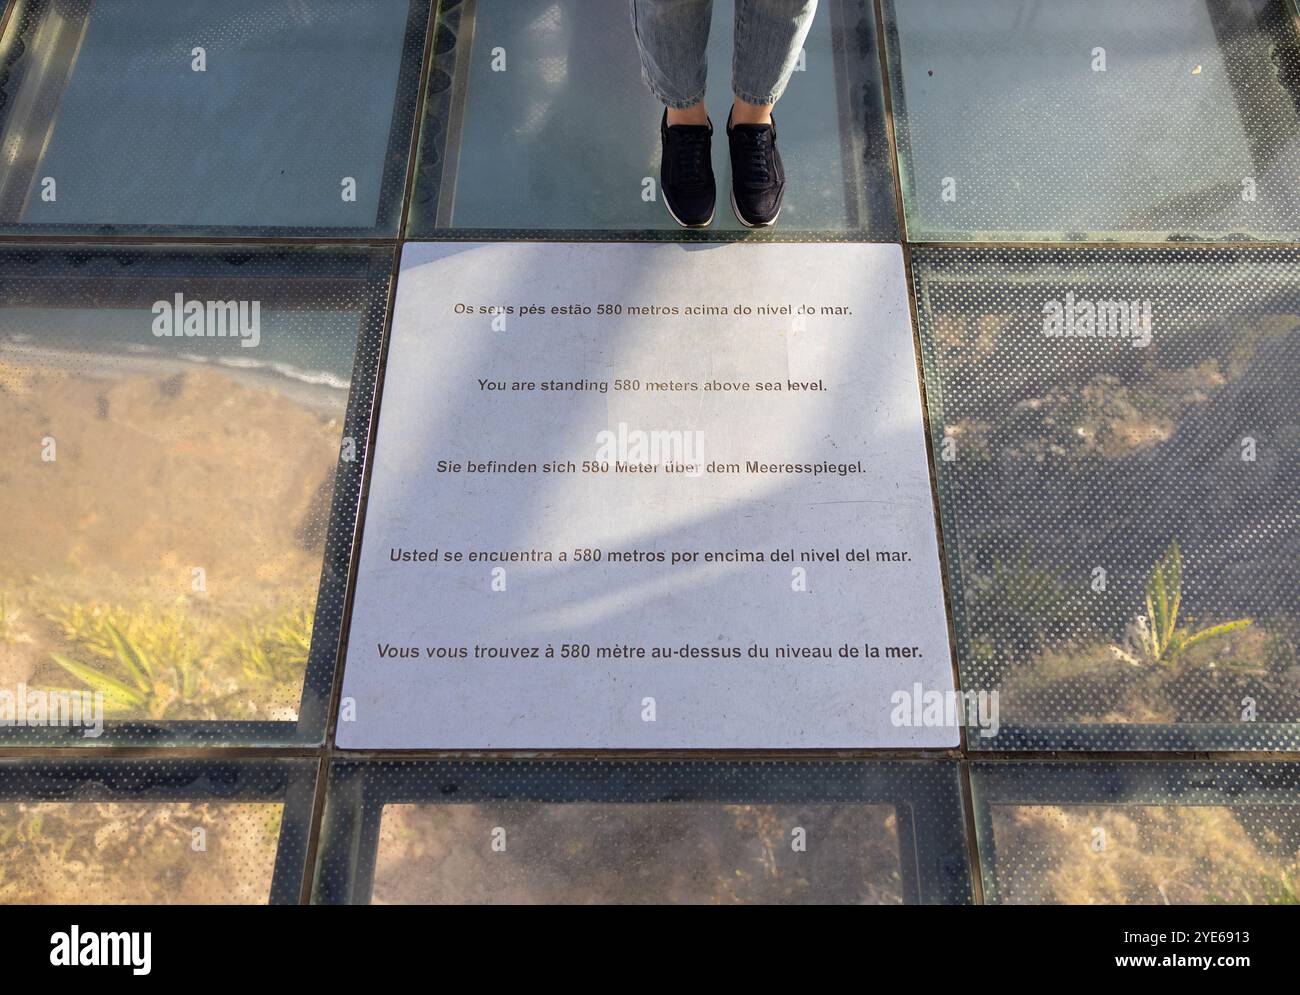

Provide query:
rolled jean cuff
left=733, top=85, right=782, bottom=106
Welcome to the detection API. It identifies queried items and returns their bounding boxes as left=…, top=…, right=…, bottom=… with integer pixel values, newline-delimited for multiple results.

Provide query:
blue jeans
left=631, top=0, right=818, bottom=108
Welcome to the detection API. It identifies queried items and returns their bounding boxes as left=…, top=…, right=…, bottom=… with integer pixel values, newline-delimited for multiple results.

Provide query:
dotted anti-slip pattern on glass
left=407, top=0, right=897, bottom=242
left=912, top=246, right=1300, bottom=751
left=0, top=759, right=317, bottom=904
left=0, top=0, right=431, bottom=237
left=882, top=0, right=1300, bottom=243
left=971, top=762, right=1300, bottom=905
left=311, top=761, right=973, bottom=905
left=0, top=245, right=393, bottom=745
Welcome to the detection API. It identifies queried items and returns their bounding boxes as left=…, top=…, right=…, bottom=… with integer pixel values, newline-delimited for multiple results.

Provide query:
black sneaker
left=726, top=110, right=784, bottom=228
left=659, top=109, right=715, bottom=228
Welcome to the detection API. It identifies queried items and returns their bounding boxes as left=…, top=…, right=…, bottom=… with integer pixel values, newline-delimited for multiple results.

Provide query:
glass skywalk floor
left=0, top=0, right=1297, bottom=905
left=407, top=0, right=897, bottom=238
left=884, top=0, right=1300, bottom=241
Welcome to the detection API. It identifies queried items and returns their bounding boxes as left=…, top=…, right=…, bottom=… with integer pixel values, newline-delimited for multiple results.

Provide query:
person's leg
left=631, top=0, right=713, bottom=118
left=630, top=0, right=717, bottom=226
left=731, top=0, right=815, bottom=121
left=727, top=0, right=817, bottom=226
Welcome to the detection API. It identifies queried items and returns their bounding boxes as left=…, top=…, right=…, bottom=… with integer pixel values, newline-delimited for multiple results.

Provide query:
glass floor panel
left=912, top=247, right=1300, bottom=750
left=0, top=0, right=429, bottom=236
left=972, top=762, right=1300, bottom=905
left=0, top=246, right=392, bottom=744
left=312, top=761, right=972, bottom=904
left=408, top=0, right=897, bottom=240
left=883, top=0, right=1300, bottom=242
left=0, top=759, right=316, bottom=904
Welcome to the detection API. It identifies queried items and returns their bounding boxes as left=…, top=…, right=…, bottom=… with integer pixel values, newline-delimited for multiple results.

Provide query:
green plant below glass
left=1111, top=541, right=1252, bottom=669
left=38, top=602, right=312, bottom=721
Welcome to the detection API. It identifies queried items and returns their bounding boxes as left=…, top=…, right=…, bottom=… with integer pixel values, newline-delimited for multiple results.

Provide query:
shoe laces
left=671, top=128, right=711, bottom=190
left=739, top=128, right=771, bottom=185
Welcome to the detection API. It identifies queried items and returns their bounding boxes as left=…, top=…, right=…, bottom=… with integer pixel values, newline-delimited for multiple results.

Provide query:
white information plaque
left=338, top=242, right=956, bottom=748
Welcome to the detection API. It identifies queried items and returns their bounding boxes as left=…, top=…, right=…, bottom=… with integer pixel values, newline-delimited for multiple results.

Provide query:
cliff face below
left=0, top=361, right=341, bottom=600
left=0, top=359, right=342, bottom=710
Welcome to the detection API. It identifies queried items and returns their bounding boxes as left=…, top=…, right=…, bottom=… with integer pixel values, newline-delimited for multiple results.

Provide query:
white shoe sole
left=730, top=188, right=781, bottom=229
